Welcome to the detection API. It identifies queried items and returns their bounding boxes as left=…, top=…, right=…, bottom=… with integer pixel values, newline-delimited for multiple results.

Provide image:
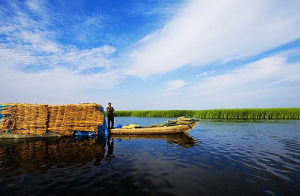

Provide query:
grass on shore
left=108, top=108, right=300, bottom=119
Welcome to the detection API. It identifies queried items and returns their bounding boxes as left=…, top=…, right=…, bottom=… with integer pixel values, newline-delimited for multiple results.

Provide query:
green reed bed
left=112, top=108, right=300, bottom=119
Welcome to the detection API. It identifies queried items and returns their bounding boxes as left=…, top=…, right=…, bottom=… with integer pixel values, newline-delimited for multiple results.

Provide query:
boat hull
left=110, top=122, right=197, bottom=135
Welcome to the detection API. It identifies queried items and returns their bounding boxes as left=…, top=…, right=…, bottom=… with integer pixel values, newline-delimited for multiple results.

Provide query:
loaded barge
left=0, top=103, right=197, bottom=138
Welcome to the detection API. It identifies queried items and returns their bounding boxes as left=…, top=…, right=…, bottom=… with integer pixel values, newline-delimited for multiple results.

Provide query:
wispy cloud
left=0, top=63, right=124, bottom=103
left=166, top=80, right=186, bottom=91
left=1, top=0, right=299, bottom=108
left=0, top=1, right=114, bottom=70
left=190, top=53, right=300, bottom=108
left=0, top=0, right=124, bottom=104
left=194, top=55, right=300, bottom=92
left=144, top=52, right=300, bottom=109
left=127, top=0, right=182, bottom=17
left=126, top=0, right=300, bottom=77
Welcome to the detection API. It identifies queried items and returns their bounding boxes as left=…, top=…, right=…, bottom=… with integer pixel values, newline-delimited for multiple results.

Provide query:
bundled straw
left=176, top=117, right=196, bottom=125
left=0, top=103, right=104, bottom=136
left=0, top=104, right=48, bottom=135
left=48, top=104, right=104, bottom=136
left=165, top=117, right=196, bottom=127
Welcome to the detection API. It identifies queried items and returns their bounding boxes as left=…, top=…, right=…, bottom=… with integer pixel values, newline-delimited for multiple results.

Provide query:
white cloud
left=1, top=0, right=300, bottom=108
left=126, top=0, right=300, bottom=77
left=195, top=70, right=216, bottom=78
left=141, top=53, right=300, bottom=109
left=126, top=0, right=181, bottom=17
left=193, top=55, right=300, bottom=93
left=0, top=0, right=124, bottom=104
left=189, top=54, right=300, bottom=108
left=0, top=1, right=114, bottom=71
left=26, top=0, right=41, bottom=11
left=0, top=66, right=123, bottom=104
left=166, top=80, right=186, bottom=91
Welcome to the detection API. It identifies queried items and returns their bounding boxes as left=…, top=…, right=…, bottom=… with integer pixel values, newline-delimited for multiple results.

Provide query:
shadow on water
left=0, top=133, right=196, bottom=177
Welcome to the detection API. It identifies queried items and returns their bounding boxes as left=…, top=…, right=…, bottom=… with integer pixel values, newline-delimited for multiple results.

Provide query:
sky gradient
left=0, top=0, right=300, bottom=109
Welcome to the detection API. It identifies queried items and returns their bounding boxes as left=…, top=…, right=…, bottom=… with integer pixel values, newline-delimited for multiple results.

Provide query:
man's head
left=108, top=102, right=111, bottom=107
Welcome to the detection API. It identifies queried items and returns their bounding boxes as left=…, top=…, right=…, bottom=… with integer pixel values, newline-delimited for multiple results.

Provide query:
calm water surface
left=0, top=117, right=299, bottom=196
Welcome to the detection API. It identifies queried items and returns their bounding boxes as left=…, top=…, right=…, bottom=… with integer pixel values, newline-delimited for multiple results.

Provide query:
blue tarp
left=117, top=124, right=122, bottom=128
left=0, top=105, right=8, bottom=120
left=98, top=106, right=108, bottom=137
left=74, top=130, right=97, bottom=137
left=74, top=106, right=108, bottom=138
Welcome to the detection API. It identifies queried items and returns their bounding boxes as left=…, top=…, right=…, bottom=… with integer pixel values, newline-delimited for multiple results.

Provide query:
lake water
left=0, top=117, right=299, bottom=195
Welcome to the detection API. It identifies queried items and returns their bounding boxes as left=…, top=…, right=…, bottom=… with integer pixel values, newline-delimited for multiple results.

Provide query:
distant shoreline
left=109, top=108, right=300, bottom=120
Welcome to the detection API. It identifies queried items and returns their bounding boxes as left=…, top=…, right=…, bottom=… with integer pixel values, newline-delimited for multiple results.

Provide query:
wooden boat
left=110, top=122, right=197, bottom=135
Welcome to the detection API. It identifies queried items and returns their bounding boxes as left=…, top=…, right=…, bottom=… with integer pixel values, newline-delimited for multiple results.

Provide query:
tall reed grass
left=111, top=108, right=300, bottom=119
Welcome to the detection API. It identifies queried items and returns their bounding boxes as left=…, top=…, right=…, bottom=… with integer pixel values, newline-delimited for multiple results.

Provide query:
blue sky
left=0, top=0, right=300, bottom=109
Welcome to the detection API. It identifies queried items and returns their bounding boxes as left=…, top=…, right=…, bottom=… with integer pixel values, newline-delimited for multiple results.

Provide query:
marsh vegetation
left=112, top=108, right=300, bottom=119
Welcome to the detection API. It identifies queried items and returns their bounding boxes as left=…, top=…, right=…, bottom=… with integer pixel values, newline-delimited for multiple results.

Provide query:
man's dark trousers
left=108, top=115, right=114, bottom=129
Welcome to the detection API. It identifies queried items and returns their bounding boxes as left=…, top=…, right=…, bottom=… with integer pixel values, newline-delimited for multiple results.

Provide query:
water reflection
left=106, top=135, right=115, bottom=162
left=111, top=133, right=197, bottom=148
left=0, top=133, right=195, bottom=177
left=0, top=119, right=299, bottom=195
left=0, top=137, right=105, bottom=176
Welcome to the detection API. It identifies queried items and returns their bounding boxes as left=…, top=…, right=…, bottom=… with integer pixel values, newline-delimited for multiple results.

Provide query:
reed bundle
left=0, top=104, right=48, bottom=135
left=48, top=104, right=104, bottom=136
left=165, top=117, right=196, bottom=126
left=0, top=103, right=104, bottom=136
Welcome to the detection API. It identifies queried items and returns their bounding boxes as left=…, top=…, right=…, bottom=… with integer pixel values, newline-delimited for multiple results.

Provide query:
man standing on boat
left=106, top=102, right=114, bottom=130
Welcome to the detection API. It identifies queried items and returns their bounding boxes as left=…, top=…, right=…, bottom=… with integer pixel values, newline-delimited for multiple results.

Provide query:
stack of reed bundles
left=47, top=103, right=104, bottom=136
left=165, top=117, right=196, bottom=127
left=176, top=117, right=196, bottom=125
left=0, top=104, right=48, bottom=135
left=0, top=103, right=104, bottom=136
